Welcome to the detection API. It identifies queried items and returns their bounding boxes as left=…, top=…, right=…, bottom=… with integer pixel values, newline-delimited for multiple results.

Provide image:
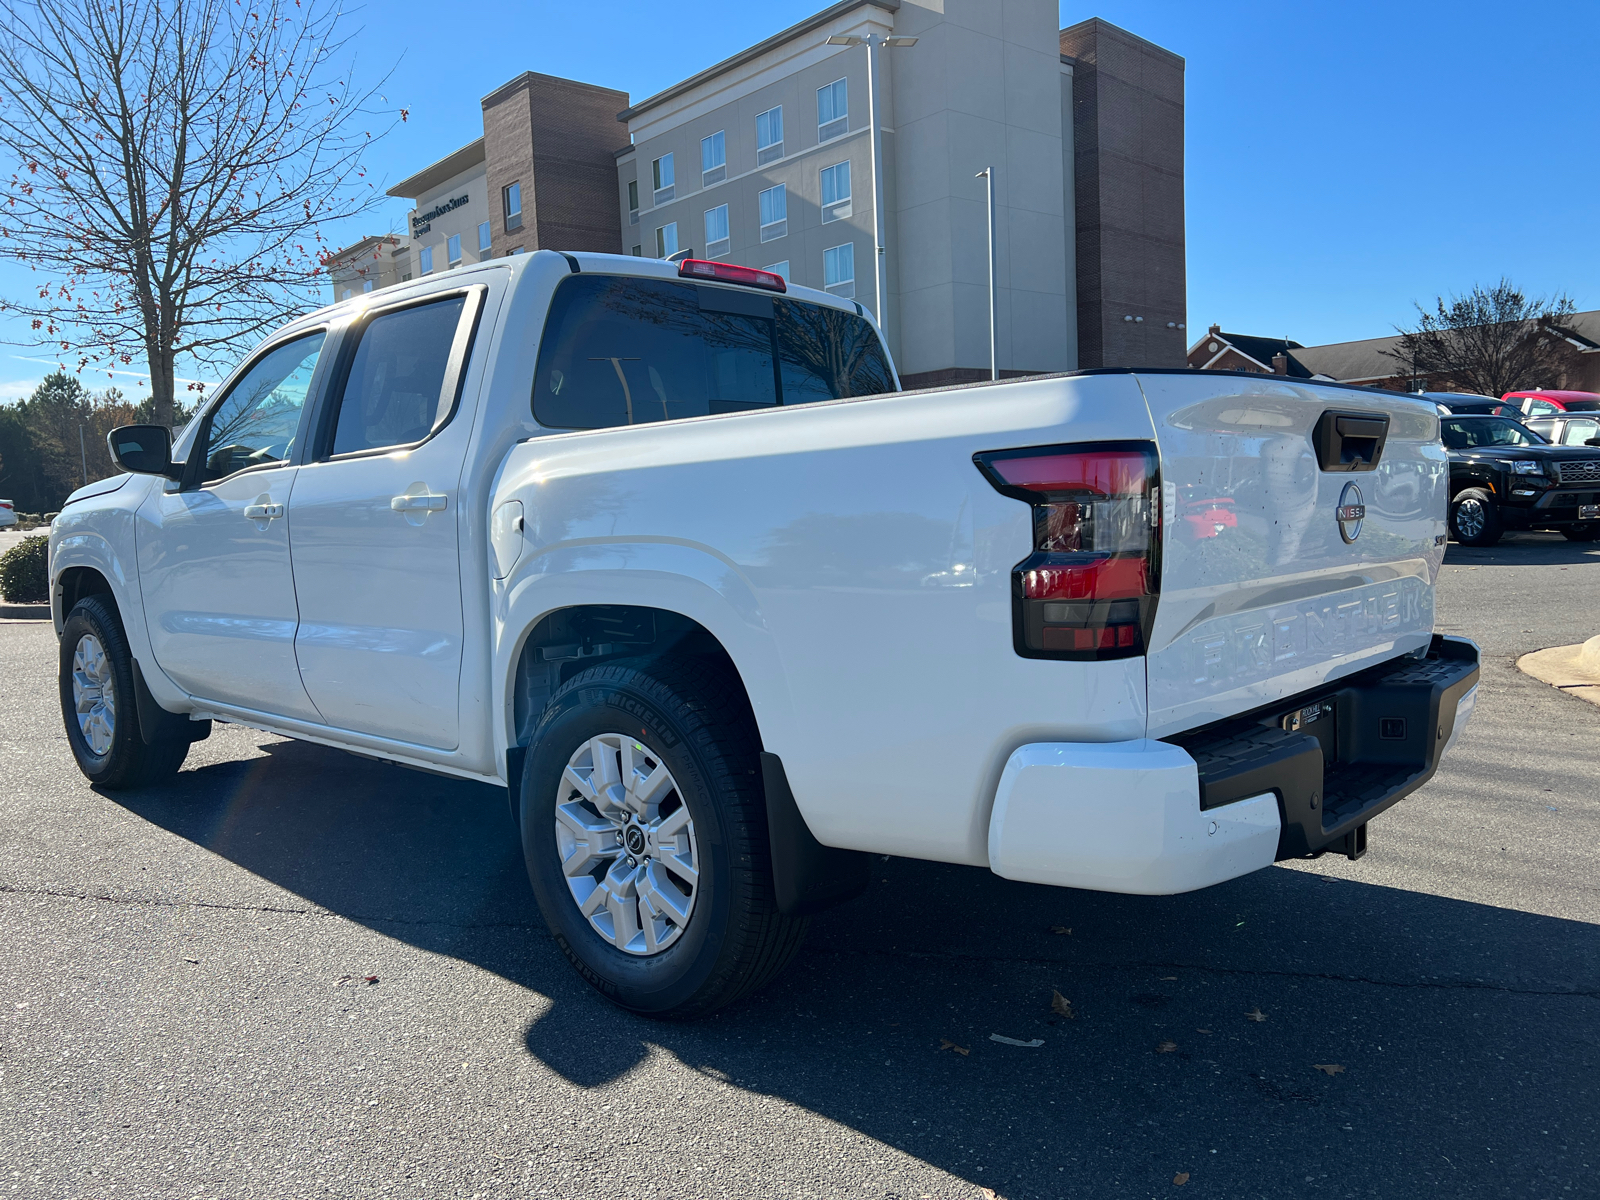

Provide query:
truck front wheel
left=58, top=597, right=190, bottom=789
left=1449, top=488, right=1502, bottom=547
left=520, top=656, right=807, bottom=1018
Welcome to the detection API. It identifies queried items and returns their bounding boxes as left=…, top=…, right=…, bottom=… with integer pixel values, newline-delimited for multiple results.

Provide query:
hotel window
left=758, top=183, right=787, bottom=242
left=419, top=244, right=434, bottom=274
left=401, top=273, right=412, bottom=283
left=655, top=221, right=678, bottom=259
left=627, top=179, right=639, bottom=225
left=362, top=280, right=374, bottom=293
left=341, top=289, right=352, bottom=301
left=652, top=153, right=675, bottom=205
left=763, top=260, right=790, bottom=282
left=447, top=234, right=462, bottom=267
left=701, top=131, right=726, bottom=187
left=756, top=105, right=783, bottom=165
left=631, top=245, right=643, bottom=257
left=704, top=204, right=730, bottom=259
left=820, top=161, right=852, bottom=223
left=503, top=181, right=522, bottom=231
left=817, top=78, right=848, bottom=142
left=478, top=221, right=491, bottom=253
left=823, top=242, right=855, bottom=298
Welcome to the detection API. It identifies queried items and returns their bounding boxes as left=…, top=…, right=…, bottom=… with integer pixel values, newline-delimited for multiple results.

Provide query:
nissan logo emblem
left=1337, top=481, right=1365, bottom=543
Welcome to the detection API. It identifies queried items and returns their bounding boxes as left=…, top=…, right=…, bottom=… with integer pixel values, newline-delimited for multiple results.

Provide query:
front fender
left=49, top=478, right=189, bottom=711
left=491, top=537, right=794, bottom=776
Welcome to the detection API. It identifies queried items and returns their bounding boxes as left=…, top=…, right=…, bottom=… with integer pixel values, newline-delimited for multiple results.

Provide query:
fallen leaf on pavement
left=1050, top=925, right=1072, bottom=935
left=1173, top=1172, right=1190, bottom=1185
left=980, top=1189, right=998, bottom=1199
left=1195, top=1028, right=1212, bottom=1034
left=990, top=1034, right=1045, bottom=1047
left=1159, top=976, right=1177, bottom=981
left=939, top=1039, right=970, bottom=1056
left=1314, top=1063, right=1345, bottom=1076
left=1157, top=1040, right=1177, bottom=1054
left=335, top=974, right=380, bottom=987
left=1245, top=1008, right=1267, bottom=1022
left=183, top=958, right=199, bottom=964
left=1050, top=990, right=1075, bottom=1019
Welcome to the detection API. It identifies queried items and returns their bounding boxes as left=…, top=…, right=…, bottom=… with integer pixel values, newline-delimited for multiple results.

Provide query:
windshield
left=1440, top=417, right=1547, bottom=449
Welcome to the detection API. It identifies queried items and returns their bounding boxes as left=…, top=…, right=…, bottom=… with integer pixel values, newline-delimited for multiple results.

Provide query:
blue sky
left=3, top=0, right=1597, bottom=400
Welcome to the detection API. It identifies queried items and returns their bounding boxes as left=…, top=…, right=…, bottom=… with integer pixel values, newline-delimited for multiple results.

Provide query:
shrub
left=0, top=534, right=48, bottom=603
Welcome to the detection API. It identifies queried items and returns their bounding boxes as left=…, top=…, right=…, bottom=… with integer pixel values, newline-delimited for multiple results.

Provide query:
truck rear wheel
left=1449, top=488, right=1502, bottom=546
left=59, top=597, right=190, bottom=789
left=520, top=655, right=807, bottom=1018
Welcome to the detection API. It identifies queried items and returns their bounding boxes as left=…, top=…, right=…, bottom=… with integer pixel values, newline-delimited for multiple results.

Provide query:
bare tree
left=1382, top=278, right=1579, bottom=397
left=0, top=0, right=395, bottom=427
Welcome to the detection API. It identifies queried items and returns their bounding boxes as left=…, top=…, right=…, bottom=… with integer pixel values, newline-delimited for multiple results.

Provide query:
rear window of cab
left=532, top=274, right=896, bottom=430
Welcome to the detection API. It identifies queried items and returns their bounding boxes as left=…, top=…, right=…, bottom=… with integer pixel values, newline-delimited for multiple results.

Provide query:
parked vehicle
left=1502, top=390, right=1600, bottom=416
left=48, top=251, right=1480, bottom=1016
left=1524, top=414, right=1600, bottom=448
left=1423, top=394, right=1525, bottom=417
left=1442, top=414, right=1600, bottom=544
left=0, top=499, right=15, bottom=529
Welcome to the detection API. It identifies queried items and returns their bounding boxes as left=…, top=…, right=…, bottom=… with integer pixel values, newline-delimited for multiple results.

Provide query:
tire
left=59, top=596, right=190, bottom=789
left=1561, top=524, right=1600, bottom=542
left=520, top=655, right=807, bottom=1019
left=1449, top=488, right=1503, bottom=546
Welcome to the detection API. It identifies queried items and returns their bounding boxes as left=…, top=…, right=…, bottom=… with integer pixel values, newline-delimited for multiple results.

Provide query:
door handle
left=391, top=493, right=448, bottom=512
left=242, top=503, right=284, bottom=520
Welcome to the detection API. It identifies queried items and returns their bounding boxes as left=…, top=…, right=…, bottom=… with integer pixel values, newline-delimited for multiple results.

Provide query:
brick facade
left=482, top=73, right=628, bottom=259
left=1060, top=18, right=1186, bottom=369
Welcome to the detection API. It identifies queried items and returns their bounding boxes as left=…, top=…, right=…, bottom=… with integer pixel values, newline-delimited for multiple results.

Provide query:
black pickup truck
left=1444, top=415, right=1600, bottom=545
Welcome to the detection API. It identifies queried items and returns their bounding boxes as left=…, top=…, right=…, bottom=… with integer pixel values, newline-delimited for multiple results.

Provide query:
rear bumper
left=986, top=635, right=1480, bottom=894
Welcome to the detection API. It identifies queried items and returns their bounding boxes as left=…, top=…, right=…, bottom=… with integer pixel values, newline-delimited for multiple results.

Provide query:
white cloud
left=0, top=377, right=42, bottom=403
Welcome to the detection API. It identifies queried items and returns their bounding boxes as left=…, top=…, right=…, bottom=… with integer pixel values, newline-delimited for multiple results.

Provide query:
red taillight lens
left=974, top=442, right=1160, bottom=661
left=677, top=258, right=787, bottom=293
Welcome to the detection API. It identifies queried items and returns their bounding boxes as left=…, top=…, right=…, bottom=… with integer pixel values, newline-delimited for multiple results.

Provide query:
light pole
left=824, top=31, right=916, bottom=343
left=976, top=167, right=996, bottom=381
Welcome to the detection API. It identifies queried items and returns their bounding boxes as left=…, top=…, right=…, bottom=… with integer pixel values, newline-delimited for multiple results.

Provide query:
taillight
left=677, top=258, right=787, bottom=293
left=974, top=442, right=1160, bottom=660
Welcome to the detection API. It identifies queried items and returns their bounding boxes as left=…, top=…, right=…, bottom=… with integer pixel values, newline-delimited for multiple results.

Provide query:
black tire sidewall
left=521, top=667, right=737, bottom=1016
left=59, top=598, right=142, bottom=786
left=1450, top=490, right=1501, bottom=546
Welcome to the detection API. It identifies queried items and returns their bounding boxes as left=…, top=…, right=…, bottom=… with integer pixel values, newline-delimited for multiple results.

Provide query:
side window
left=533, top=276, right=777, bottom=429
left=1565, top=419, right=1600, bottom=445
left=198, top=332, right=325, bottom=482
left=328, top=296, right=468, bottom=456
left=774, top=297, right=896, bottom=403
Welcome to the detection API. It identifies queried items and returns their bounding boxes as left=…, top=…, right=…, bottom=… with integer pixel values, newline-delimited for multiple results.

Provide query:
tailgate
left=1136, top=375, right=1446, bottom=738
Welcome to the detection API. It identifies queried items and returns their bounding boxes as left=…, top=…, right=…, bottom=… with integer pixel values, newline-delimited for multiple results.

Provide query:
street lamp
left=824, top=31, right=916, bottom=343
left=975, top=167, right=996, bottom=381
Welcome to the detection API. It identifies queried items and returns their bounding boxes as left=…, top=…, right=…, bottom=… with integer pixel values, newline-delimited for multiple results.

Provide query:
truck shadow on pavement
left=111, top=736, right=1600, bottom=1198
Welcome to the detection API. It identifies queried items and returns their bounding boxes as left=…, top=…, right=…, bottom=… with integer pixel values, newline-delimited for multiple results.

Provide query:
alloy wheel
left=71, top=633, right=117, bottom=757
left=1455, top=499, right=1486, bottom=540
left=553, top=734, right=699, bottom=955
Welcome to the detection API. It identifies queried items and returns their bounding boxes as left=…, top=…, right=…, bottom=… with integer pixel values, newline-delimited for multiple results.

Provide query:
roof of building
left=617, top=0, right=900, bottom=124
left=324, top=234, right=400, bottom=272
left=1288, top=334, right=1406, bottom=383
left=386, top=138, right=486, bottom=200
left=1206, top=332, right=1312, bottom=377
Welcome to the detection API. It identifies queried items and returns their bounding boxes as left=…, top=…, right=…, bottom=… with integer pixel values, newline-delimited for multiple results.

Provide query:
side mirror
left=1585, top=437, right=1600, bottom=447
left=107, top=424, right=179, bottom=479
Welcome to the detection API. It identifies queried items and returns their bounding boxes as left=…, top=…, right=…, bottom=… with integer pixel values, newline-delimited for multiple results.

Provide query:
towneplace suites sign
left=411, top=194, right=469, bottom=236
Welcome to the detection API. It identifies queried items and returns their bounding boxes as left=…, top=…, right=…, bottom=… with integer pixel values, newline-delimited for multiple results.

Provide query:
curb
left=1517, top=636, right=1600, bottom=708
left=0, top=602, right=50, bottom=620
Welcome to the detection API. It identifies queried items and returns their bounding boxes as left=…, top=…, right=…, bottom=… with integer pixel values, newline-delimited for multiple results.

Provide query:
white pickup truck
left=51, top=251, right=1478, bottom=1016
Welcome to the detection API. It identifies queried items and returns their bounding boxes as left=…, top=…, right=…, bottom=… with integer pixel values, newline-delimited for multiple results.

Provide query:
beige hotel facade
left=327, top=0, right=1186, bottom=388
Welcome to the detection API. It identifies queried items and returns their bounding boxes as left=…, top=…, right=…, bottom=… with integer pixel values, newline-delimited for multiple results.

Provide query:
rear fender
left=492, top=538, right=792, bottom=778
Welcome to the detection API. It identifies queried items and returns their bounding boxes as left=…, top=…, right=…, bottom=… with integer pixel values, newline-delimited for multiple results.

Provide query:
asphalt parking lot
left=2, top=532, right=1597, bottom=1199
